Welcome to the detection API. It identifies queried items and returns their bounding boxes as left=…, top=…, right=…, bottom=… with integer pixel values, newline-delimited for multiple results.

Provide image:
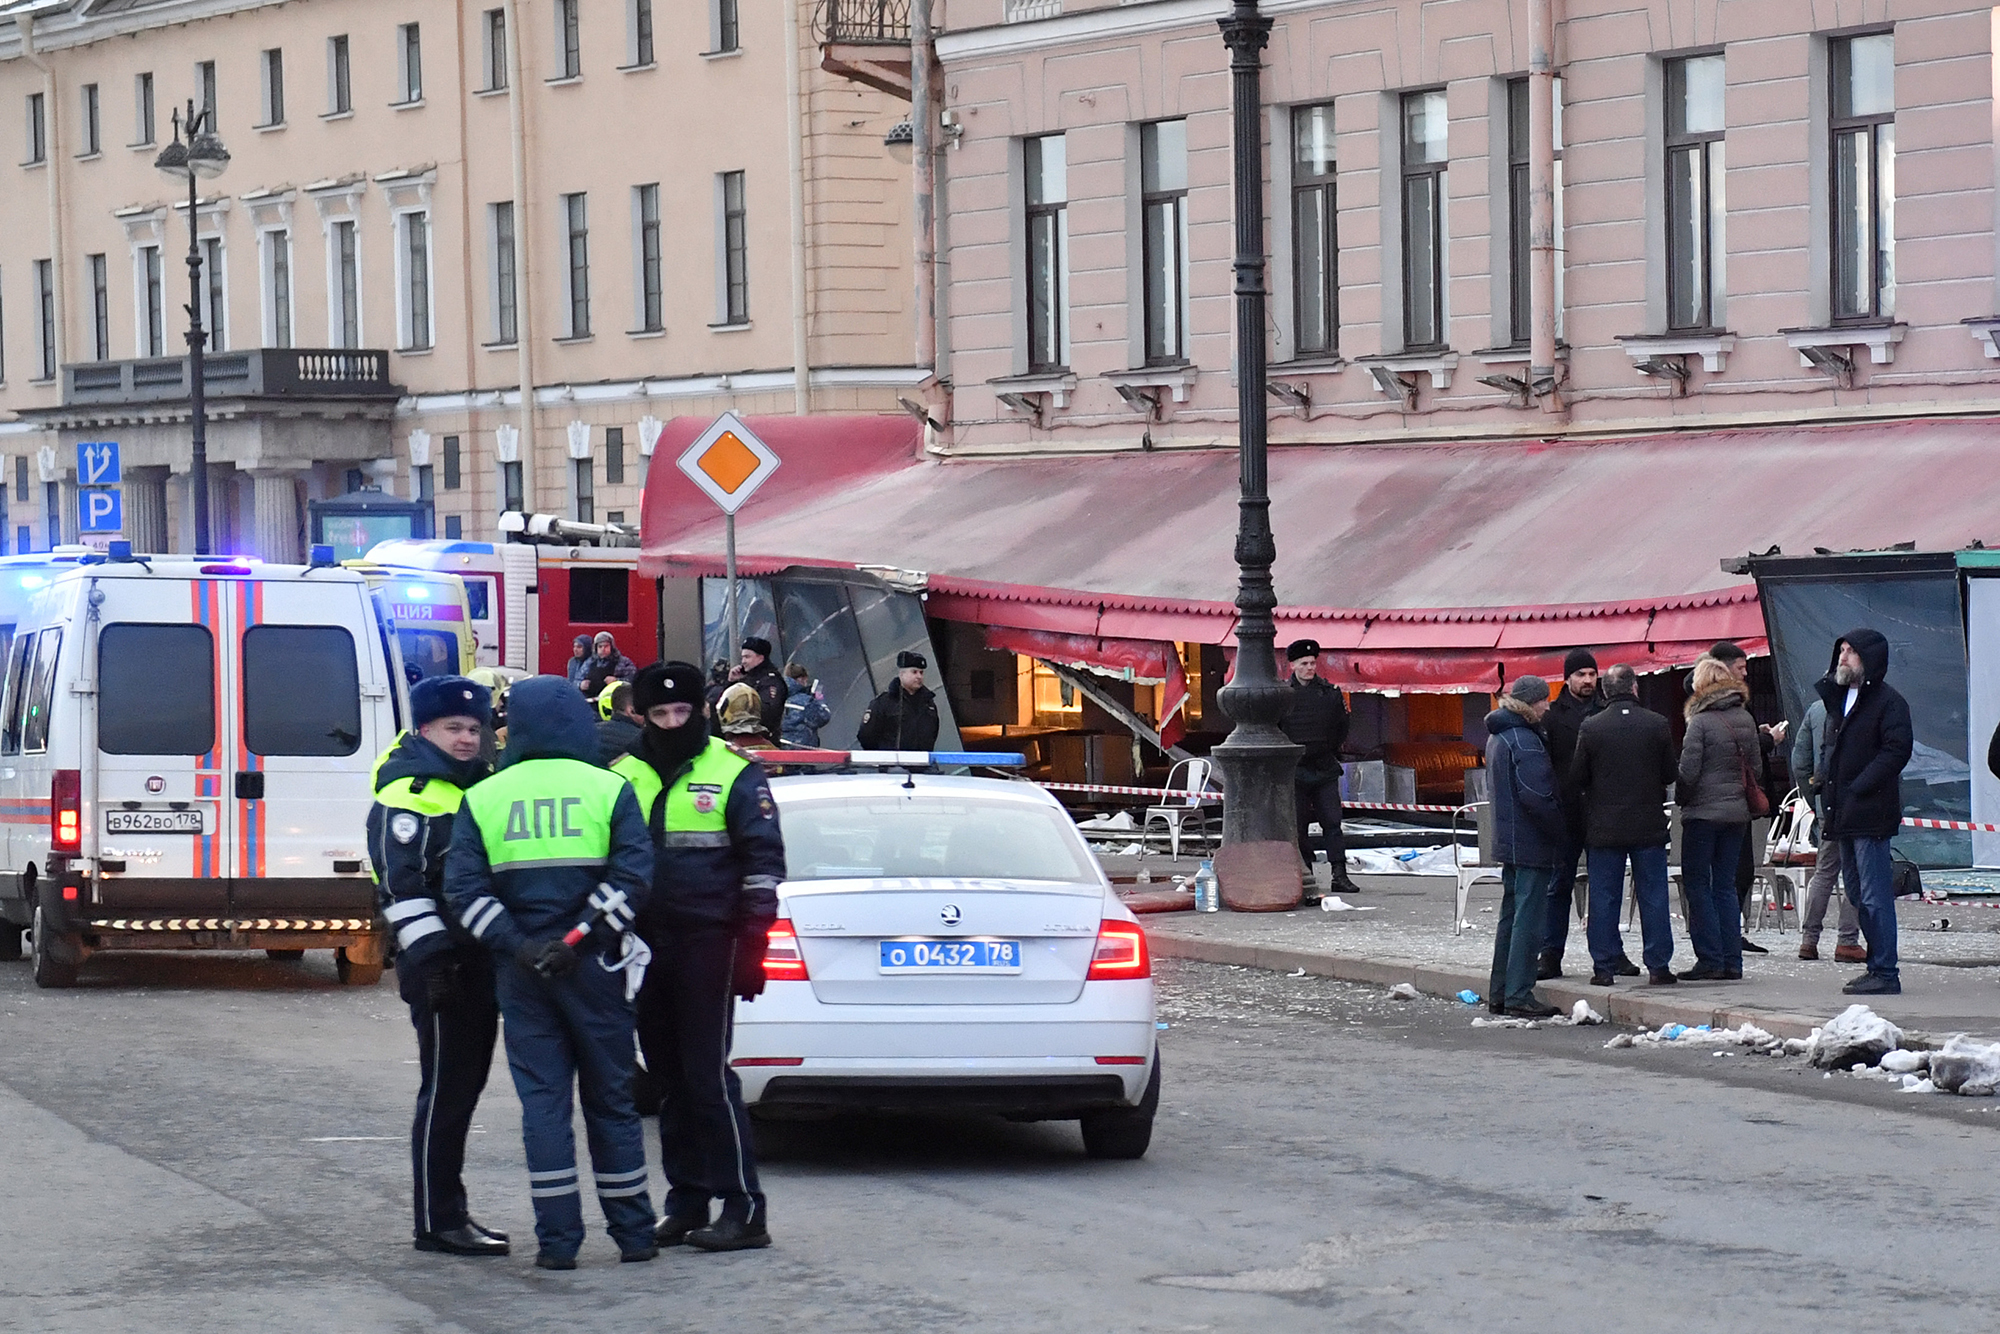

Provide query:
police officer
left=856, top=650, right=940, bottom=751
left=612, top=663, right=785, bottom=1252
left=442, top=676, right=658, bottom=1270
left=368, top=676, right=507, bottom=1258
left=1284, top=639, right=1360, bottom=902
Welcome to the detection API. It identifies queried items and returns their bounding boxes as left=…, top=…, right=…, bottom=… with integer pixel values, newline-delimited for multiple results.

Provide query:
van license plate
left=879, top=939, right=1022, bottom=973
left=106, top=810, right=203, bottom=834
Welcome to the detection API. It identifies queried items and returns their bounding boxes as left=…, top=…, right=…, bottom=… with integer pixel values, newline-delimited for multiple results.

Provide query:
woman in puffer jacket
left=1678, top=656, right=1766, bottom=980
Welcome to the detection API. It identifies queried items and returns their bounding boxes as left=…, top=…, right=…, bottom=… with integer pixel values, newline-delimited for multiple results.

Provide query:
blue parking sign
left=80, top=488, right=122, bottom=533
left=77, top=441, right=121, bottom=487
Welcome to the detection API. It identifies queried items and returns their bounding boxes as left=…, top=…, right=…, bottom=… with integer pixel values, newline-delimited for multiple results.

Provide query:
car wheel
left=30, top=904, right=80, bottom=989
left=1080, top=1051, right=1161, bottom=1160
left=0, top=922, right=23, bottom=962
left=265, top=949, right=306, bottom=962
left=334, top=947, right=384, bottom=986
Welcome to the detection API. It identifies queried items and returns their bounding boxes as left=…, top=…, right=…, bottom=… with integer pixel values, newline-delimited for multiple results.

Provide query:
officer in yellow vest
left=613, top=662, right=786, bottom=1252
left=368, top=676, right=507, bottom=1258
left=442, top=676, right=657, bottom=1270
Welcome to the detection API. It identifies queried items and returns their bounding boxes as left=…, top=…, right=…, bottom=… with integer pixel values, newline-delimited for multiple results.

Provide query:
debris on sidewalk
left=1387, top=982, right=1421, bottom=1001
left=1456, top=990, right=1482, bottom=1004
left=1469, top=1000, right=1605, bottom=1030
left=1318, top=895, right=1380, bottom=913
left=1604, top=1021, right=1789, bottom=1055
left=1929, top=1035, right=2000, bottom=1095
left=1810, top=1004, right=1904, bottom=1071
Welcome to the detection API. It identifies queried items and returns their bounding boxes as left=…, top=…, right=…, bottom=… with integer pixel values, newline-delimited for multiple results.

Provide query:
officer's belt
left=661, top=831, right=731, bottom=849
left=491, top=854, right=615, bottom=871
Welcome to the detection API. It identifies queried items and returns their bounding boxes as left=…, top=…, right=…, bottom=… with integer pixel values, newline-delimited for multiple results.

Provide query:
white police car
left=733, top=759, right=1160, bottom=1159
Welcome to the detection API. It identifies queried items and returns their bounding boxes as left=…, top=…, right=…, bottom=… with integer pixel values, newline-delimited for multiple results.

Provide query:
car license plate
left=879, top=938, right=1022, bottom=973
left=106, top=810, right=203, bottom=834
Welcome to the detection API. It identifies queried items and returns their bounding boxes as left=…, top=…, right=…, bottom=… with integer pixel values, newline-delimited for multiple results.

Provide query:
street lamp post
left=1210, top=0, right=1302, bottom=909
left=154, top=101, right=230, bottom=555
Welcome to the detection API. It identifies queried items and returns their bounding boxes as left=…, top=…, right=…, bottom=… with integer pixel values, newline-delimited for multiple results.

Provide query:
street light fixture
left=1210, top=0, right=1303, bottom=908
left=155, top=100, right=230, bottom=555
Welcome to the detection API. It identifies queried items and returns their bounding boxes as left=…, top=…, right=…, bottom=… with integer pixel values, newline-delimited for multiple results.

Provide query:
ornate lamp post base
left=1211, top=725, right=1302, bottom=910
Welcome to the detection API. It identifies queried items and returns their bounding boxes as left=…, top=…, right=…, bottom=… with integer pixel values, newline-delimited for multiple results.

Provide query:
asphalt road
left=2, top=950, right=1995, bottom=1332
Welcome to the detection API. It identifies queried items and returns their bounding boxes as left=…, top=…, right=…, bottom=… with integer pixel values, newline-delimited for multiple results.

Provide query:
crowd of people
left=1480, top=631, right=1913, bottom=1019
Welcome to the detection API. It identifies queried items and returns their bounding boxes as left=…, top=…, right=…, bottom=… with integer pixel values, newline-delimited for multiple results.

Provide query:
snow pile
left=1878, top=1048, right=1930, bottom=1075
left=1470, top=1000, right=1604, bottom=1030
left=1810, top=1005, right=1904, bottom=1071
left=1604, top=1021, right=1786, bottom=1055
left=1929, top=1035, right=2000, bottom=1096
left=1387, top=983, right=1421, bottom=1001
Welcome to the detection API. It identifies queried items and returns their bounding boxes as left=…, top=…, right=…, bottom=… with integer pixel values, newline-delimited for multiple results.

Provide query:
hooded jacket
left=857, top=682, right=941, bottom=751
left=781, top=678, right=832, bottom=748
left=442, top=676, right=653, bottom=958
left=1571, top=691, right=1676, bottom=849
left=1485, top=701, right=1566, bottom=868
left=367, top=731, right=489, bottom=975
left=1813, top=628, right=1913, bottom=840
left=1678, top=682, right=1764, bottom=823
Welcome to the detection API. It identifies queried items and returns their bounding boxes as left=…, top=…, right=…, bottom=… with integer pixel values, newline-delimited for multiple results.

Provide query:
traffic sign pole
left=676, top=411, right=780, bottom=673
left=725, top=512, right=739, bottom=667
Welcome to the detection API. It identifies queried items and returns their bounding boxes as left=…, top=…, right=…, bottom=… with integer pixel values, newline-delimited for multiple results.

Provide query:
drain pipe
left=911, top=0, right=937, bottom=383
left=782, top=0, right=811, bottom=414
left=1529, top=0, right=1563, bottom=413
left=19, top=14, right=67, bottom=378
left=503, top=0, right=537, bottom=509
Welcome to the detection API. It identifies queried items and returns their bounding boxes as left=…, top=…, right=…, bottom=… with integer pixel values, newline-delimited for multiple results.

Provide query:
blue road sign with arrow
left=78, top=442, right=121, bottom=487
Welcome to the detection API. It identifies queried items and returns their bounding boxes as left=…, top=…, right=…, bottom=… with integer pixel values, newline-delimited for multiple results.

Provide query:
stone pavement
left=1136, top=872, right=2000, bottom=1043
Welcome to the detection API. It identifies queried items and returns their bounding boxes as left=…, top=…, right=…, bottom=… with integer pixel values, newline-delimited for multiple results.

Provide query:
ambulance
left=0, top=544, right=406, bottom=988
left=344, top=560, right=478, bottom=682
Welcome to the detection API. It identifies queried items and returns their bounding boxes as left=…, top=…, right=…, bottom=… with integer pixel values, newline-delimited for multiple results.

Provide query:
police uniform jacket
left=856, top=684, right=940, bottom=752
left=367, top=731, right=490, bottom=972
left=611, top=735, right=786, bottom=937
left=442, top=676, right=654, bottom=958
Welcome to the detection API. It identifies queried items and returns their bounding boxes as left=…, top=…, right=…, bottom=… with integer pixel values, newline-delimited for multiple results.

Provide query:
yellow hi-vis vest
left=370, top=735, right=470, bottom=820
left=610, top=738, right=750, bottom=849
left=463, top=756, right=629, bottom=870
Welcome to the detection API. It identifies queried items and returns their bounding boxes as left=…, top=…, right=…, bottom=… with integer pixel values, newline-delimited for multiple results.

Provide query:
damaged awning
left=641, top=414, right=2000, bottom=691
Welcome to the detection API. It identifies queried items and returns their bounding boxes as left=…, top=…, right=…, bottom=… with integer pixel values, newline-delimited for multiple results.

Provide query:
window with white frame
left=1290, top=104, right=1337, bottom=359
left=501, top=461, right=523, bottom=512
left=1505, top=77, right=1565, bottom=346
left=80, top=83, right=100, bottom=156
left=1831, top=32, right=1894, bottom=322
left=259, top=49, right=285, bottom=126
left=1140, top=120, right=1188, bottom=365
left=562, top=192, right=590, bottom=337
left=1665, top=53, right=1726, bottom=332
left=713, top=0, right=740, bottom=53
left=629, top=0, right=655, bottom=66
left=635, top=182, right=662, bottom=332
left=397, top=210, right=433, bottom=350
left=397, top=24, right=423, bottom=104
left=443, top=435, right=461, bottom=489
left=202, top=235, right=226, bottom=351
left=34, top=259, right=54, bottom=380
left=491, top=201, right=518, bottom=343
left=262, top=228, right=294, bottom=348
left=482, top=10, right=508, bottom=92
left=332, top=218, right=360, bottom=347
left=87, top=253, right=109, bottom=361
left=327, top=36, right=352, bottom=114
left=1400, top=89, right=1447, bottom=351
left=555, top=0, right=581, bottom=79
left=140, top=244, right=164, bottom=356
left=718, top=171, right=748, bottom=324
left=26, top=92, right=46, bottom=164
left=197, top=60, right=217, bottom=122
left=1024, top=133, right=1068, bottom=372
left=606, top=426, right=625, bottom=484
left=573, top=455, right=594, bottom=523
left=134, top=72, right=155, bottom=145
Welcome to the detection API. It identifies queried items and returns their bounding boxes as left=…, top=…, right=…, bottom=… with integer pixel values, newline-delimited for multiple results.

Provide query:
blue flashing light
left=308, top=544, right=337, bottom=568
left=18, top=574, right=45, bottom=589
left=108, top=540, right=133, bottom=562
left=929, top=752, right=1027, bottom=767
left=401, top=583, right=431, bottom=599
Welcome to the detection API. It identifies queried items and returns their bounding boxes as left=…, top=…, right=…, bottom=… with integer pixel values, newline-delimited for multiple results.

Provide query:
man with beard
left=611, top=663, right=787, bottom=1251
left=1815, top=630, right=1914, bottom=996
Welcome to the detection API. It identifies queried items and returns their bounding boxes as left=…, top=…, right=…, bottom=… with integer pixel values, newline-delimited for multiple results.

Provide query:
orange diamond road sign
left=676, top=411, right=780, bottom=515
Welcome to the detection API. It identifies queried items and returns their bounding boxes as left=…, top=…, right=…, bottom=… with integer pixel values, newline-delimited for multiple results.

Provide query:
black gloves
left=732, top=929, right=769, bottom=1001
left=516, top=937, right=579, bottom=979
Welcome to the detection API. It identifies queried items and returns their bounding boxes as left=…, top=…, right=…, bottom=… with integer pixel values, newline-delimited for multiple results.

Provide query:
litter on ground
left=1319, top=896, right=1380, bottom=913
left=1387, top=983, right=1421, bottom=1001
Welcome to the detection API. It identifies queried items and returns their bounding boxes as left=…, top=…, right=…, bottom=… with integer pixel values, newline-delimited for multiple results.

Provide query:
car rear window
left=398, top=628, right=459, bottom=680
left=99, top=624, right=214, bottom=755
left=19, top=627, right=61, bottom=754
left=779, top=796, right=1098, bottom=882
left=243, top=625, right=361, bottom=756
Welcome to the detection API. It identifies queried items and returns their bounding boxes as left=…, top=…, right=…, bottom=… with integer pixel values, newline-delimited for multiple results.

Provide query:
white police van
left=0, top=544, right=407, bottom=988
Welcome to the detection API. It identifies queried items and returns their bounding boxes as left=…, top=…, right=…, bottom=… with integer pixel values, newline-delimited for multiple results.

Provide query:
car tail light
left=1087, top=920, right=1150, bottom=980
left=730, top=1057, right=805, bottom=1068
left=52, top=769, right=81, bottom=854
left=1094, top=1055, right=1147, bottom=1065
left=763, top=920, right=808, bottom=982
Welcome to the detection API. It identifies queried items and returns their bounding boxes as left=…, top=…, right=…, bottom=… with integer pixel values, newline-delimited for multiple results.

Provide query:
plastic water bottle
left=1312, top=850, right=1333, bottom=895
left=1135, top=865, right=1152, bottom=886
left=1194, top=859, right=1220, bottom=913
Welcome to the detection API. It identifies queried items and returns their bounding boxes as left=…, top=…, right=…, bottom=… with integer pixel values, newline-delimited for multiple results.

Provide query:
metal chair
left=1451, top=802, right=1504, bottom=935
left=1141, top=758, right=1218, bottom=861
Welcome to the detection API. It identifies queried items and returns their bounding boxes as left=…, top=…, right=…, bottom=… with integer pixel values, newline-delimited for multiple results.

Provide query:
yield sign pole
left=676, top=411, right=781, bottom=672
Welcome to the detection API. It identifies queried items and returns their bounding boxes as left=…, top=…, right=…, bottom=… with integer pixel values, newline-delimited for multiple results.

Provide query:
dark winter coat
left=740, top=659, right=790, bottom=740
left=1283, top=676, right=1350, bottom=787
left=781, top=680, right=832, bottom=748
left=1485, top=701, right=1566, bottom=869
left=1987, top=718, right=2000, bottom=782
left=1677, top=683, right=1764, bottom=823
left=857, top=683, right=940, bottom=751
left=1543, top=686, right=1605, bottom=836
left=1570, top=693, right=1675, bottom=849
left=1792, top=698, right=1830, bottom=821
left=1813, top=628, right=1914, bottom=840
left=582, top=649, right=638, bottom=698
left=366, top=731, right=490, bottom=974
left=595, top=711, right=642, bottom=767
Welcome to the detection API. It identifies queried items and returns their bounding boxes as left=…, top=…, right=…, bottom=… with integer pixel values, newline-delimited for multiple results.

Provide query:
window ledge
left=707, top=320, right=752, bottom=332
left=618, top=62, right=658, bottom=73
left=319, top=109, right=354, bottom=122
left=474, top=85, right=509, bottom=99
left=1355, top=350, right=1458, bottom=391
left=127, top=139, right=156, bottom=151
left=1272, top=355, right=1346, bottom=374
left=388, top=98, right=426, bottom=112
left=700, top=48, right=745, bottom=61
left=989, top=370, right=1078, bottom=408
left=626, top=327, right=666, bottom=340
left=1783, top=322, right=1906, bottom=366
left=20, top=159, right=46, bottom=170
left=544, top=75, right=582, bottom=87
left=552, top=333, right=595, bottom=345
left=1103, top=365, right=1196, bottom=403
left=1963, top=317, right=2000, bottom=359
left=1472, top=343, right=1568, bottom=366
left=481, top=339, right=519, bottom=350
left=395, top=346, right=434, bottom=357
left=75, top=150, right=102, bottom=162
left=1616, top=332, right=1734, bottom=373
left=28, top=376, right=55, bottom=386
left=253, top=121, right=286, bottom=134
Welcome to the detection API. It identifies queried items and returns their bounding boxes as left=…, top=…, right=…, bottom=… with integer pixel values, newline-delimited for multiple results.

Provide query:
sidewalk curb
left=1149, top=930, right=1838, bottom=1041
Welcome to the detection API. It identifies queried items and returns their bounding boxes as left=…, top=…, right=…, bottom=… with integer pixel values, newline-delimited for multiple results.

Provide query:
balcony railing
left=63, top=348, right=400, bottom=407
left=814, top=0, right=909, bottom=45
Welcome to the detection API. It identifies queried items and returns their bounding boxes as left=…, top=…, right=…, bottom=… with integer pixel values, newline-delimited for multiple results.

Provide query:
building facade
left=0, top=0, right=919, bottom=558
left=934, top=0, right=2000, bottom=453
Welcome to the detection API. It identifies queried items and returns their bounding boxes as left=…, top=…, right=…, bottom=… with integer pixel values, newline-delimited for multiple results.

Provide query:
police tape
left=1902, top=817, right=2000, bottom=833
left=1034, top=780, right=1465, bottom=814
